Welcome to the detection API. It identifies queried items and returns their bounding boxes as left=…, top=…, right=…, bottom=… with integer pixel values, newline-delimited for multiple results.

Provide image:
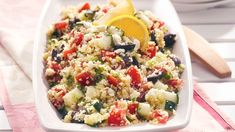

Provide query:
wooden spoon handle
left=182, top=26, right=232, bottom=78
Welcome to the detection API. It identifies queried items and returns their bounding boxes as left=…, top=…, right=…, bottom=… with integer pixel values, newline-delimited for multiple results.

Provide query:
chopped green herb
left=95, top=67, right=104, bottom=74
left=136, top=113, right=145, bottom=121
left=49, top=82, right=58, bottom=88
left=66, top=75, right=74, bottom=86
left=95, top=75, right=105, bottom=83
left=75, top=22, right=84, bottom=27
left=94, top=67, right=105, bottom=83
left=77, top=83, right=86, bottom=94
left=77, top=83, right=81, bottom=89
left=91, top=56, right=98, bottom=61
left=107, top=34, right=114, bottom=47
left=176, top=94, right=179, bottom=104
left=163, top=72, right=173, bottom=80
left=126, top=115, right=133, bottom=122
left=131, top=97, right=136, bottom=102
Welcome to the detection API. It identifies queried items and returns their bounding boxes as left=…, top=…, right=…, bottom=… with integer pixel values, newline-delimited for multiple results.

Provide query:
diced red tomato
left=63, top=47, right=77, bottom=59
left=95, top=34, right=102, bottom=38
left=146, top=44, right=157, bottom=58
left=54, top=21, right=68, bottom=30
left=167, top=79, right=182, bottom=89
left=127, top=66, right=141, bottom=87
left=102, top=6, right=109, bottom=13
left=107, top=75, right=120, bottom=87
left=49, top=87, right=67, bottom=110
left=71, top=33, right=84, bottom=47
left=101, top=50, right=116, bottom=58
left=54, top=74, right=62, bottom=82
left=151, top=20, right=165, bottom=30
left=78, top=2, right=90, bottom=12
left=151, top=110, right=169, bottom=124
left=46, top=73, right=62, bottom=83
left=51, top=63, right=61, bottom=72
left=75, top=72, right=93, bottom=86
left=158, top=21, right=165, bottom=27
left=114, top=101, right=119, bottom=107
left=128, top=103, right=138, bottom=114
left=68, top=30, right=75, bottom=38
left=108, top=107, right=127, bottom=126
left=101, top=50, right=116, bottom=62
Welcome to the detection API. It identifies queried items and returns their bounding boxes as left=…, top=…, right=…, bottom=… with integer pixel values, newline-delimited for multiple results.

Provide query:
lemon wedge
left=107, top=15, right=149, bottom=51
left=94, top=0, right=135, bottom=25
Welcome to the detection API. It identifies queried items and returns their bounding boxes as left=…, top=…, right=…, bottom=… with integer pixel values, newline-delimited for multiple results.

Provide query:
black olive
left=164, top=34, right=176, bottom=47
left=71, top=119, right=84, bottom=123
left=60, top=44, right=65, bottom=52
left=70, top=109, right=85, bottom=123
left=147, top=71, right=163, bottom=83
left=121, top=56, right=139, bottom=68
left=122, top=55, right=132, bottom=67
left=71, top=111, right=84, bottom=123
left=85, top=10, right=95, bottom=20
left=159, top=48, right=165, bottom=53
left=69, top=17, right=80, bottom=29
left=69, top=21, right=74, bottom=29
left=52, top=49, right=57, bottom=58
left=55, top=57, right=62, bottom=63
left=150, top=31, right=158, bottom=45
left=51, top=29, right=63, bottom=38
left=114, top=43, right=136, bottom=52
left=132, top=57, right=139, bottom=67
left=171, top=56, right=181, bottom=66
left=74, top=18, right=81, bottom=23
left=51, top=49, right=62, bottom=63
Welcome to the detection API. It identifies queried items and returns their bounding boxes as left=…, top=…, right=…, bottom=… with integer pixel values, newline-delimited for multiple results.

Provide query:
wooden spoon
left=182, top=26, right=232, bottom=78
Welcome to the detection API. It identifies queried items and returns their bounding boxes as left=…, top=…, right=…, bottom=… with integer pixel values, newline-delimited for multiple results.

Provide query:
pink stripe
left=193, top=83, right=235, bottom=130
left=0, top=70, right=44, bottom=132
left=4, top=103, right=44, bottom=132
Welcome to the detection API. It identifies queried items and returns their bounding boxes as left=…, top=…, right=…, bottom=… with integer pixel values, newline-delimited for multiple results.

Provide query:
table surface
left=1, top=2, right=235, bottom=131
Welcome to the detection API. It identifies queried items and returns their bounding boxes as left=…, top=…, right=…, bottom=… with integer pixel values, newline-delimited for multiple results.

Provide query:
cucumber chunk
left=96, top=35, right=112, bottom=50
left=164, top=91, right=178, bottom=104
left=93, top=101, right=102, bottom=112
left=137, top=103, right=151, bottom=119
left=63, top=88, right=84, bottom=108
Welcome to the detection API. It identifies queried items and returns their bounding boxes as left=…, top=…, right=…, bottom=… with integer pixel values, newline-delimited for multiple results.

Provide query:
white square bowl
left=33, top=0, right=193, bottom=131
